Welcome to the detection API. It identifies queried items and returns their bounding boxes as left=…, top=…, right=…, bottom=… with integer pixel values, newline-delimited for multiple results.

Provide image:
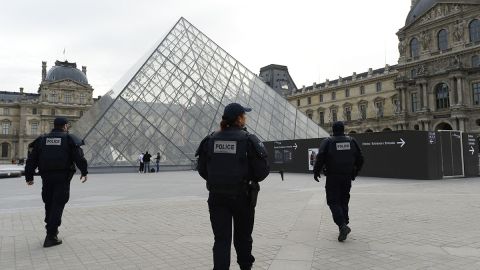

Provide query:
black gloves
left=313, top=171, right=321, bottom=182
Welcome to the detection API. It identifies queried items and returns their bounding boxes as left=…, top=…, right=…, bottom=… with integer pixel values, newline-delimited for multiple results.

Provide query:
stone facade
left=259, top=64, right=298, bottom=96
left=286, top=0, right=480, bottom=135
left=0, top=60, right=96, bottom=163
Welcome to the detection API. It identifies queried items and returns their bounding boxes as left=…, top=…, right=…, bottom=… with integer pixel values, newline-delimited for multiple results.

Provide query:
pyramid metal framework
left=73, top=17, right=328, bottom=167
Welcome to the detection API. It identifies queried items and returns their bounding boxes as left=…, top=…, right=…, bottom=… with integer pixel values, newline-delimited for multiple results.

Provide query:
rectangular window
left=319, top=111, right=324, bottom=125
left=3, top=108, right=9, bottom=115
left=80, top=94, right=86, bottom=104
left=2, top=122, right=10, bottom=135
left=307, top=97, right=311, bottom=105
left=307, top=112, right=313, bottom=119
left=331, top=91, right=336, bottom=100
left=331, top=109, right=337, bottom=122
left=51, top=109, right=55, bottom=116
left=376, top=82, right=382, bottom=92
left=32, top=108, right=37, bottom=115
left=411, top=69, right=417, bottom=79
left=31, top=123, right=38, bottom=135
left=411, top=92, right=419, bottom=112
left=345, top=88, right=350, bottom=97
left=473, top=83, right=480, bottom=105
left=64, top=93, right=72, bottom=103
left=319, top=94, right=323, bottom=102
left=297, top=99, right=300, bottom=107
left=79, top=111, right=84, bottom=117
left=375, top=102, right=384, bottom=117
left=360, top=86, right=365, bottom=95
left=360, top=104, right=367, bottom=120
left=345, top=107, right=352, bottom=121
left=50, top=93, right=57, bottom=103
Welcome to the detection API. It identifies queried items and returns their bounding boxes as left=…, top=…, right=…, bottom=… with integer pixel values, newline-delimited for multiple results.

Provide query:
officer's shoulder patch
left=248, top=134, right=268, bottom=158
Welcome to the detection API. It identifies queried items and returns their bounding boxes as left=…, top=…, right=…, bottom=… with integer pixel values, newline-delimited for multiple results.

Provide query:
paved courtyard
left=1, top=171, right=480, bottom=269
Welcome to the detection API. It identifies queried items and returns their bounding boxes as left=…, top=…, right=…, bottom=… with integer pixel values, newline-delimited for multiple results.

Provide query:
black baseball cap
left=53, top=117, right=69, bottom=126
left=223, top=103, right=251, bottom=121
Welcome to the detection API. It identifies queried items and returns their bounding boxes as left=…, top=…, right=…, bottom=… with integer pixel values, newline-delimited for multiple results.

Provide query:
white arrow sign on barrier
left=470, top=146, right=475, bottom=155
left=397, top=138, right=406, bottom=148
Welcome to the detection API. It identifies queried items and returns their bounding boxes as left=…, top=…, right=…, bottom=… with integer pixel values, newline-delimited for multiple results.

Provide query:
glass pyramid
left=73, top=17, right=328, bottom=167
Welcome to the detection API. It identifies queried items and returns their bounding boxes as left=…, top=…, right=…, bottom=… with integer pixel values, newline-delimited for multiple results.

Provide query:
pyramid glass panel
left=72, top=17, right=328, bottom=167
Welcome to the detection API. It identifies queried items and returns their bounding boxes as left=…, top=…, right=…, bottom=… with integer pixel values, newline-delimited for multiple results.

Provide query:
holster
left=248, top=181, right=260, bottom=207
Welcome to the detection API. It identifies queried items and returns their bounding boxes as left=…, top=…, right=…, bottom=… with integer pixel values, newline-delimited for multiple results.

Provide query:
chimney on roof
left=19, top=87, right=24, bottom=93
left=42, top=61, right=47, bottom=81
left=82, top=66, right=87, bottom=75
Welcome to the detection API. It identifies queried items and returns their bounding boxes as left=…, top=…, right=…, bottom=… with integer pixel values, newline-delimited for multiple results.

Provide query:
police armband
left=68, top=134, right=85, bottom=146
left=247, top=134, right=268, bottom=158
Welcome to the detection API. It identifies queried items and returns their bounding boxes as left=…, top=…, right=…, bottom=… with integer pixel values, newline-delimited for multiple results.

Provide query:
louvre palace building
left=283, top=0, right=480, bottom=134
left=0, top=60, right=95, bottom=162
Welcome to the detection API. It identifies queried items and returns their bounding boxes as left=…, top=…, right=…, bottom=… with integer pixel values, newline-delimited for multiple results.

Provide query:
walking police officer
left=313, top=121, right=363, bottom=242
left=25, top=117, right=88, bottom=248
left=196, top=103, right=270, bottom=270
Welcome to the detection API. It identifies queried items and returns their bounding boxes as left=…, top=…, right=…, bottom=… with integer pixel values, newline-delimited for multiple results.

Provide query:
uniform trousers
left=41, top=172, right=72, bottom=235
left=325, top=175, right=352, bottom=227
left=208, top=192, right=255, bottom=270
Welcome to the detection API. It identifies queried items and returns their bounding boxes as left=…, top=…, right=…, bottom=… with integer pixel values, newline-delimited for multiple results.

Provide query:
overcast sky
left=0, top=0, right=411, bottom=96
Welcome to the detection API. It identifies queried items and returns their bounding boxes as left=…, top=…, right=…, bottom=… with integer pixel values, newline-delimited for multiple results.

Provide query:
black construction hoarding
left=463, top=133, right=478, bottom=177
left=264, top=131, right=479, bottom=180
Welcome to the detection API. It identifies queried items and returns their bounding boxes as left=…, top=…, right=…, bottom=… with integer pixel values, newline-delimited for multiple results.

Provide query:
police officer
left=196, top=103, right=270, bottom=270
left=25, top=117, right=88, bottom=248
left=313, top=121, right=363, bottom=242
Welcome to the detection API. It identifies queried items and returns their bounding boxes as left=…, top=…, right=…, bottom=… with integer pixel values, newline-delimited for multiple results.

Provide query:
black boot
left=43, top=234, right=62, bottom=248
left=338, top=224, right=351, bottom=242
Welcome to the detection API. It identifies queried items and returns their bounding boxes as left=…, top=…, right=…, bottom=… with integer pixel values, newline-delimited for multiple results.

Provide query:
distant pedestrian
left=143, top=151, right=152, bottom=173
left=313, top=121, right=364, bottom=242
left=155, top=152, right=161, bottom=172
left=138, top=153, right=144, bottom=173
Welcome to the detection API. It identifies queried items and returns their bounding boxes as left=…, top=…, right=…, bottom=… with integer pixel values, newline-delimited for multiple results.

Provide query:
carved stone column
left=449, top=78, right=455, bottom=107
left=457, top=77, right=463, bottom=105
left=403, top=88, right=409, bottom=113
left=459, top=118, right=465, bottom=131
left=398, top=88, right=404, bottom=112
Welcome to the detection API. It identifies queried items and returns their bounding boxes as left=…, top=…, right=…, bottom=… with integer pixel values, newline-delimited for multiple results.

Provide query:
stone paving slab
left=1, top=172, right=480, bottom=269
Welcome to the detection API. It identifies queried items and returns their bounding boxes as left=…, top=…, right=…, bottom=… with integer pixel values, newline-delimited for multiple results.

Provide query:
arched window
left=410, top=38, right=420, bottom=58
left=472, top=55, right=480, bottom=68
left=469, top=19, right=480, bottom=43
left=1, top=142, right=9, bottom=158
left=435, top=83, right=450, bottom=109
left=438, top=29, right=448, bottom=51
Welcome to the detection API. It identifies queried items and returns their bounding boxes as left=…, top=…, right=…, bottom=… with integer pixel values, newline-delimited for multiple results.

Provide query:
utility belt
left=207, top=180, right=260, bottom=207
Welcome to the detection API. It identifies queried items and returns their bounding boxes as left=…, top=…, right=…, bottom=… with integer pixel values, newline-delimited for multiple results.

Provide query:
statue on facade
left=420, top=31, right=431, bottom=51
left=398, top=39, right=406, bottom=56
left=453, top=21, right=464, bottom=42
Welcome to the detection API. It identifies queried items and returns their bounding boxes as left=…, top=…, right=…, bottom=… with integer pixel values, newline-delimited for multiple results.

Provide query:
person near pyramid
left=25, top=117, right=88, bottom=247
left=195, top=103, right=270, bottom=270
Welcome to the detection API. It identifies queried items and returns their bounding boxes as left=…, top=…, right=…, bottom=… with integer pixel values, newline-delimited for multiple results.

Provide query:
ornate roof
left=45, top=60, right=88, bottom=85
left=405, top=0, right=478, bottom=26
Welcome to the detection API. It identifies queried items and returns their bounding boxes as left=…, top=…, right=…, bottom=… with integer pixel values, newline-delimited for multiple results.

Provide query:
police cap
left=53, top=117, right=69, bottom=126
left=223, top=103, right=251, bottom=121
